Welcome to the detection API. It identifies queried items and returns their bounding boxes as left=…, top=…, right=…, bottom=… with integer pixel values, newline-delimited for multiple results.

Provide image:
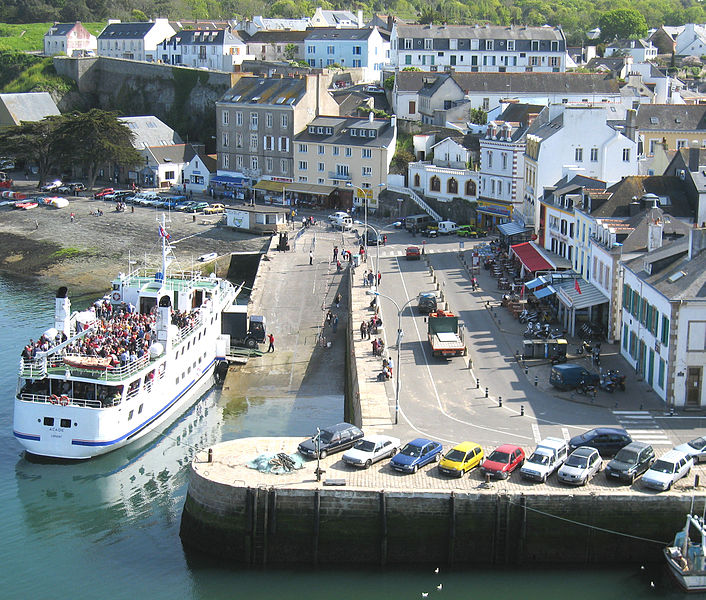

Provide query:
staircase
left=387, top=185, right=442, bottom=222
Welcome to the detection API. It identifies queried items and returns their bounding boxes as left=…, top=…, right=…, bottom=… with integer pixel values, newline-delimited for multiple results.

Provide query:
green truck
left=427, top=311, right=466, bottom=358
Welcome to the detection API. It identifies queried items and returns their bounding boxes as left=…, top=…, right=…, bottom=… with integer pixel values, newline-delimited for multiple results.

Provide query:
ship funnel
left=155, top=294, right=173, bottom=346
left=55, top=286, right=71, bottom=338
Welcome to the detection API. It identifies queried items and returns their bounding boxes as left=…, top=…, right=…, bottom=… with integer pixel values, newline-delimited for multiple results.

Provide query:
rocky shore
left=0, top=181, right=269, bottom=297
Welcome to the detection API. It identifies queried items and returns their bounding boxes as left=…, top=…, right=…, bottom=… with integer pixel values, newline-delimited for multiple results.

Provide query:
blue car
left=390, top=438, right=443, bottom=473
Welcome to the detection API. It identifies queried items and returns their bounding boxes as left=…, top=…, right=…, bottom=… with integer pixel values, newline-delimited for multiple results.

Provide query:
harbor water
left=0, top=275, right=689, bottom=599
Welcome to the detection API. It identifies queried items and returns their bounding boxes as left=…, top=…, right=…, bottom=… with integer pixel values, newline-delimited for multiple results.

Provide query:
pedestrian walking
left=332, top=315, right=339, bottom=333
left=333, top=245, right=338, bottom=262
left=367, top=271, right=374, bottom=287
left=267, top=333, right=275, bottom=352
left=362, top=269, right=368, bottom=285
left=372, top=338, right=379, bottom=356
left=309, top=250, right=313, bottom=265
left=377, top=271, right=381, bottom=286
left=335, top=293, right=342, bottom=308
left=383, top=234, right=387, bottom=246
left=34, top=219, right=39, bottom=230
left=360, top=320, right=368, bottom=340
left=70, top=212, right=75, bottom=223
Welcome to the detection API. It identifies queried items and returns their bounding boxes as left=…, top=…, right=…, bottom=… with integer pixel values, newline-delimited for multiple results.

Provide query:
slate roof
left=599, top=176, right=694, bottom=220
left=317, top=10, right=357, bottom=26
left=0, top=92, right=60, bottom=125
left=191, top=153, right=217, bottom=173
left=245, top=30, right=308, bottom=43
left=293, top=116, right=395, bottom=148
left=167, top=29, right=243, bottom=45
left=452, top=72, right=619, bottom=94
left=219, top=76, right=307, bottom=106
left=607, top=38, right=652, bottom=50
left=636, top=104, right=706, bottom=131
left=119, top=116, right=183, bottom=149
left=489, top=103, right=544, bottom=142
left=145, top=144, right=196, bottom=165
left=395, top=23, right=563, bottom=41
left=98, top=22, right=157, bottom=39
left=305, top=27, right=376, bottom=41
left=45, top=23, right=80, bottom=36
left=621, top=207, right=693, bottom=252
left=585, top=57, right=628, bottom=71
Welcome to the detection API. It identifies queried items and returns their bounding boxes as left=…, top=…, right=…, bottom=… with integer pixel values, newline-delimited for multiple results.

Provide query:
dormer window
left=351, top=129, right=358, bottom=136
left=317, top=126, right=324, bottom=134
left=309, top=126, right=316, bottom=133
left=368, top=130, right=376, bottom=137
left=359, top=130, right=367, bottom=137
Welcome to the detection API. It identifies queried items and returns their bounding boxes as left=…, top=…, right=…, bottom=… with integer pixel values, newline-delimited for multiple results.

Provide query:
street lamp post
left=347, top=183, right=385, bottom=275
left=366, top=290, right=415, bottom=425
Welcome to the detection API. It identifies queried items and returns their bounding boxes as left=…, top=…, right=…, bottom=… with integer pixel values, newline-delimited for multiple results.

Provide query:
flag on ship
left=159, top=225, right=170, bottom=239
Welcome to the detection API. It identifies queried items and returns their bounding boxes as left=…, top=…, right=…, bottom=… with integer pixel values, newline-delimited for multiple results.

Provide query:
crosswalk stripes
left=561, top=428, right=570, bottom=442
left=612, top=410, right=673, bottom=445
left=531, top=423, right=541, bottom=443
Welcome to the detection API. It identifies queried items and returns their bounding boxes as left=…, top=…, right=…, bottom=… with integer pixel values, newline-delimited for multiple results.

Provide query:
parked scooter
left=576, top=340, right=600, bottom=355
left=518, top=309, right=538, bottom=324
left=606, top=369, right=627, bottom=391
left=576, top=377, right=597, bottom=396
left=598, top=372, right=615, bottom=393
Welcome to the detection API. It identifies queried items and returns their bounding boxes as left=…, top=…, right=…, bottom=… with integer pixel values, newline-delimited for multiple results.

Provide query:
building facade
left=245, top=31, right=308, bottom=62
left=97, top=19, right=176, bottom=62
left=390, top=23, right=567, bottom=73
left=44, top=22, right=96, bottom=56
left=161, top=29, right=250, bottom=70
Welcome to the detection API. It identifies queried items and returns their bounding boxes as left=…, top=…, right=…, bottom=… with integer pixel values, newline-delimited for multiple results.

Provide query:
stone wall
left=181, top=467, right=699, bottom=566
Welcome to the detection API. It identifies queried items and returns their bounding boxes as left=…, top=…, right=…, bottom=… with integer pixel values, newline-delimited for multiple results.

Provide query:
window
left=327, top=45, right=334, bottom=55
left=60, top=418, right=71, bottom=428
left=298, top=161, right=308, bottom=170
left=250, top=112, right=258, bottom=129
left=352, top=59, right=361, bottom=68
left=165, top=170, right=175, bottom=180
left=362, top=148, right=372, bottom=159
left=590, top=147, right=598, bottom=162
left=486, top=151, right=493, bottom=168
left=688, top=322, right=706, bottom=350
left=482, top=97, right=489, bottom=111
left=318, top=162, right=325, bottom=172
left=531, top=40, right=539, bottom=51
left=222, top=110, right=229, bottom=125
left=677, top=139, right=687, bottom=149
left=345, top=147, right=352, bottom=157
left=222, top=132, right=229, bottom=147
left=264, top=135, right=274, bottom=151
left=409, top=100, right=416, bottom=114
left=336, top=164, right=349, bottom=176
left=405, top=54, right=412, bottom=65
left=332, top=146, right=339, bottom=156
left=414, top=173, right=420, bottom=187
left=318, top=145, right=325, bottom=154
left=622, top=148, right=630, bottom=162
left=424, top=38, right=433, bottom=50
left=236, top=111, right=243, bottom=126
left=575, top=147, right=583, bottom=162
left=281, top=114, right=288, bottom=128
left=465, top=180, right=476, bottom=196
left=507, top=40, right=515, bottom=51
left=278, top=137, right=289, bottom=152
left=298, top=143, right=308, bottom=153
left=307, top=45, right=314, bottom=54
left=250, top=133, right=258, bottom=151
left=266, top=112, right=273, bottom=128
left=550, top=57, right=559, bottom=67
left=551, top=41, right=559, bottom=52
left=447, top=178, right=458, bottom=194
left=281, top=160, right=288, bottom=174
left=404, top=39, right=412, bottom=50
left=266, top=157, right=273, bottom=172
left=430, top=176, right=440, bottom=191
left=362, top=166, right=372, bottom=177
left=43, top=417, right=54, bottom=426
left=501, top=153, right=507, bottom=170
left=353, top=45, right=362, bottom=55
left=485, top=40, right=493, bottom=51
left=251, top=156, right=258, bottom=170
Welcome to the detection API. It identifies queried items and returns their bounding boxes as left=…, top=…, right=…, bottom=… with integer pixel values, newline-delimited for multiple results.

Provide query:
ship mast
left=160, top=213, right=168, bottom=277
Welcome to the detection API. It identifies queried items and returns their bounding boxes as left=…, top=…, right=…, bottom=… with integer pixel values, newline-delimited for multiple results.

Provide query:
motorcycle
left=518, top=309, right=538, bottom=324
left=576, top=378, right=596, bottom=396
left=607, top=369, right=626, bottom=391
left=598, top=373, right=615, bottom=393
left=576, top=340, right=600, bottom=355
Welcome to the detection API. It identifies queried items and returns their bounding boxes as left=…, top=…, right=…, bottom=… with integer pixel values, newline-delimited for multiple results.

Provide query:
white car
left=674, top=437, right=706, bottom=463
left=557, top=447, right=602, bottom=486
left=342, top=434, right=400, bottom=469
left=642, top=450, right=693, bottom=491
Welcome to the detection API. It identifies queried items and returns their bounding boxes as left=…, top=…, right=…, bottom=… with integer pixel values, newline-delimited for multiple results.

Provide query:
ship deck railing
left=172, top=313, right=204, bottom=347
left=19, top=392, right=105, bottom=409
left=20, top=353, right=152, bottom=382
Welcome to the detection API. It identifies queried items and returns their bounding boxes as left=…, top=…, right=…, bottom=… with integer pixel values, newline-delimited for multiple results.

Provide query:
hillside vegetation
left=0, top=1, right=705, bottom=45
left=0, top=21, right=104, bottom=52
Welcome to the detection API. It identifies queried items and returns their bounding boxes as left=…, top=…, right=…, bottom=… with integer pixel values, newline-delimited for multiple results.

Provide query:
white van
left=328, top=212, right=353, bottom=229
left=437, top=221, right=458, bottom=235
left=520, top=437, right=570, bottom=483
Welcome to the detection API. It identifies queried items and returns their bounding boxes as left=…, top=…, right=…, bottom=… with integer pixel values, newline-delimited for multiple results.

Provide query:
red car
left=480, top=444, right=525, bottom=479
left=406, top=246, right=421, bottom=260
left=94, top=187, right=114, bottom=199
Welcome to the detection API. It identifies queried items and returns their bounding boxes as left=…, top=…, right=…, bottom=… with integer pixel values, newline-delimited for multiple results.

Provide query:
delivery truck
left=427, top=310, right=466, bottom=357
left=221, top=304, right=266, bottom=349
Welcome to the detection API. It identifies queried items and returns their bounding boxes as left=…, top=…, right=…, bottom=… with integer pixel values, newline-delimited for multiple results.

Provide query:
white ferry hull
left=14, top=359, right=219, bottom=460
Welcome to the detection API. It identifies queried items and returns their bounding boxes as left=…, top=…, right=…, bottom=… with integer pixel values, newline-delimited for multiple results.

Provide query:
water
left=0, top=275, right=688, bottom=599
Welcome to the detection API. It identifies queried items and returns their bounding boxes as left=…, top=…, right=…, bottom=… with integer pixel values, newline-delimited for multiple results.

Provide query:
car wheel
left=581, top=477, right=587, bottom=486
left=365, top=459, right=372, bottom=469
left=412, top=464, right=418, bottom=474
left=541, top=474, right=547, bottom=484
left=629, top=473, right=635, bottom=484
left=390, top=448, right=397, bottom=457
left=320, top=450, right=327, bottom=459
left=666, top=481, right=673, bottom=491
left=435, top=452, right=441, bottom=462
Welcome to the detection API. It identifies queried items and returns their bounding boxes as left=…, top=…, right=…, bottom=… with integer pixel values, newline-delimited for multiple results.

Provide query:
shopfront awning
left=533, top=285, right=556, bottom=299
left=510, top=242, right=553, bottom=273
left=498, top=222, right=530, bottom=237
left=555, top=279, right=609, bottom=310
left=532, top=242, right=572, bottom=270
left=254, top=180, right=286, bottom=193
left=285, top=183, right=336, bottom=195
left=211, top=175, right=245, bottom=187
left=525, top=277, right=544, bottom=290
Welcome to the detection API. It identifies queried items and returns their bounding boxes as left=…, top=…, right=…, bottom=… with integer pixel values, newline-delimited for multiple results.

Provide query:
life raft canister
left=112, top=291, right=121, bottom=302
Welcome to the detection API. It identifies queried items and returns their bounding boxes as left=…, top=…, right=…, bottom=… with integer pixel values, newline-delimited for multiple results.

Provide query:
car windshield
left=651, top=460, right=675, bottom=474
left=488, top=451, right=510, bottom=464
left=445, top=449, right=466, bottom=462
left=528, top=453, right=549, bottom=466
left=689, top=437, right=706, bottom=451
left=319, top=431, right=333, bottom=443
left=355, top=440, right=375, bottom=452
left=566, top=456, right=588, bottom=468
left=614, top=449, right=637, bottom=464
left=401, top=444, right=422, bottom=457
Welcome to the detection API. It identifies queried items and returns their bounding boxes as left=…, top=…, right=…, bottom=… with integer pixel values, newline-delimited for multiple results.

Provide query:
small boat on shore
left=665, top=510, right=706, bottom=592
left=15, top=201, right=38, bottom=210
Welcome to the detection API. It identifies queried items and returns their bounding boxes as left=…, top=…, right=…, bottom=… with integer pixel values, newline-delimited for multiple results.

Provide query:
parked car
left=94, top=187, right=114, bottom=199
left=642, top=450, right=693, bottom=491
left=406, top=246, right=421, bottom=260
left=480, top=444, right=525, bottom=479
left=437, top=221, right=458, bottom=235
left=417, top=291, right=438, bottom=314
left=520, top=437, right=569, bottom=483
left=605, top=442, right=655, bottom=484
left=185, top=201, right=209, bottom=212
left=456, top=225, right=480, bottom=238
left=557, top=446, right=602, bottom=486
left=204, top=203, right=226, bottom=214
left=342, top=434, right=400, bottom=468
left=41, top=179, right=62, bottom=192
left=568, top=427, right=632, bottom=457
left=58, top=182, right=85, bottom=194
left=297, top=422, right=364, bottom=459
left=364, top=84, right=385, bottom=94
left=390, top=438, right=443, bottom=473
left=549, top=363, right=599, bottom=390
left=438, top=441, right=484, bottom=477
left=674, top=436, right=706, bottom=464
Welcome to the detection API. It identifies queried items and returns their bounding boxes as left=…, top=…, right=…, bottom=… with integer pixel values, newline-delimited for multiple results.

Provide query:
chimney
left=629, top=197, right=641, bottom=217
left=369, top=111, right=374, bottom=123
left=647, top=220, right=664, bottom=252
left=358, top=10, right=363, bottom=27
left=689, top=139, right=700, bottom=172
left=625, top=108, right=637, bottom=142
left=689, top=225, right=706, bottom=259
left=390, top=114, right=397, bottom=130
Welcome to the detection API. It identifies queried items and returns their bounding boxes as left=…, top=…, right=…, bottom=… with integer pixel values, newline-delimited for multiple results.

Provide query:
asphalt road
left=365, top=221, right=706, bottom=453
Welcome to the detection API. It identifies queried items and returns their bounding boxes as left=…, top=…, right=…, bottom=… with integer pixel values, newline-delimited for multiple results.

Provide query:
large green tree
left=0, top=116, right=64, bottom=187
left=54, top=109, right=142, bottom=190
left=598, top=9, right=648, bottom=41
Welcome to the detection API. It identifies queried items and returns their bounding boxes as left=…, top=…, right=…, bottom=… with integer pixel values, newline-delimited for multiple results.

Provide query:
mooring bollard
left=485, top=387, right=489, bottom=398
left=476, top=378, right=480, bottom=389
left=498, top=396, right=502, bottom=407
left=696, top=474, right=701, bottom=489
left=207, top=448, right=213, bottom=463
left=524, top=366, right=529, bottom=375
left=534, top=376, right=538, bottom=387
left=520, top=405, right=525, bottom=416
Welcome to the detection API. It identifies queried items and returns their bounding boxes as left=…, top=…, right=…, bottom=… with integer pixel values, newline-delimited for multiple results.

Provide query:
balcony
left=329, top=171, right=351, bottom=181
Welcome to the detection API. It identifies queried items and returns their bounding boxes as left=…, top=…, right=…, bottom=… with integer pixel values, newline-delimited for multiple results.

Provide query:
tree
left=0, top=116, right=65, bottom=187
left=54, top=110, right=143, bottom=190
left=383, top=74, right=395, bottom=91
left=131, top=9, right=148, bottom=21
left=284, top=43, right=298, bottom=60
left=469, top=107, right=487, bottom=125
left=402, top=66, right=421, bottom=71
left=598, top=9, right=647, bottom=41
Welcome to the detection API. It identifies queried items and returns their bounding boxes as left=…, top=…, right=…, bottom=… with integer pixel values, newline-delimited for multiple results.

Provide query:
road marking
left=562, top=428, right=570, bottom=441
left=612, top=410, right=673, bottom=445
left=531, top=423, right=541, bottom=443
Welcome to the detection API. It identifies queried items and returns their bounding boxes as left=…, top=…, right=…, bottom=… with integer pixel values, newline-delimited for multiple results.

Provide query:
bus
left=405, top=214, right=436, bottom=232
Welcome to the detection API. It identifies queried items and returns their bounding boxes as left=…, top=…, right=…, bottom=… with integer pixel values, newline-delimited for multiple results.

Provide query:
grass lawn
left=0, top=22, right=106, bottom=53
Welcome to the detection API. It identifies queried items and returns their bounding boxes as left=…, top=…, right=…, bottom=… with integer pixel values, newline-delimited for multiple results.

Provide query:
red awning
left=510, top=242, right=553, bottom=272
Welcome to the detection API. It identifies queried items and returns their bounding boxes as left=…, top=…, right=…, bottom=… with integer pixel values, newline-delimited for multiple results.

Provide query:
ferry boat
left=13, top=216, right=240, bottom=459
left=665, top=511, right=706, bottom=592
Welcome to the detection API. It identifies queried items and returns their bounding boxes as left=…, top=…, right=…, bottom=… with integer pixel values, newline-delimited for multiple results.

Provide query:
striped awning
left=533, top=286, right=556, bottom=299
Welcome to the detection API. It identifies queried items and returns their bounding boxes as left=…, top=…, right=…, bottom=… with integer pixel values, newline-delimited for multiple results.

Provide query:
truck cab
left=221, top=305, right=266, bottom=349
left=520, top=437, right=570, bottom=483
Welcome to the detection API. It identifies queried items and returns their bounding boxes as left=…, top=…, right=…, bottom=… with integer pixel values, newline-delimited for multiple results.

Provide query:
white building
left=523, top=104, right=638, bottom=232
left=161, top=29, right=251, bottom=70
left=310, top=8, right=362, bottom=28
left=620, top=227, right=706, bottom=408
left=44, top=22, right=96, bottom=56
left=604, top=39, right=658, bottom=63
left=97, top=19, right=176, bottom=62
left=675, top=23, right=706, bottom=57
left=138, top=144, right=196, bottom=189
left=408, top=135, right=478, bottom=204
left=183, top=152, right=217, bottom=193
left=390, top=23, right=567, bottom=73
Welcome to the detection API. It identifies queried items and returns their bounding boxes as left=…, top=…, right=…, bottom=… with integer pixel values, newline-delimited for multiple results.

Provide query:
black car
left=604, top=441, right=655, bottom=483
left=298, top=422, right=364, bottom=459
left=568, top=427, right=632, bottom=457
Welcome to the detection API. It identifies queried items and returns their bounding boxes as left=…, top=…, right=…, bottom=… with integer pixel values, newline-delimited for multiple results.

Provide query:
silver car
left=557, top=447, right=602, bottom=486
left=674, top=437, right=706, bottom=463
left=343, top=435, right=400, bottom=468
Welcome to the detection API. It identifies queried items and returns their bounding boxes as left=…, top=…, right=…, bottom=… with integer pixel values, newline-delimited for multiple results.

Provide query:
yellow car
left=438, top=441, right=484, bottom=477
left=204, top=203, right=225, bottom=214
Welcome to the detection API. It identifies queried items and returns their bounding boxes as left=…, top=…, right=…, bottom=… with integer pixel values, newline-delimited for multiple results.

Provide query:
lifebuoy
left=50, top=395, right=59, bottom=405
left=112, top=291, right=121, bottom=302
left=59, top=395, right=69, bottom=406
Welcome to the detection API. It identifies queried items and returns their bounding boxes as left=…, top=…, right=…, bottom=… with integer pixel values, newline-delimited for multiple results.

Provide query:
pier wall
left=181, top=466, right=698, bottom=565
